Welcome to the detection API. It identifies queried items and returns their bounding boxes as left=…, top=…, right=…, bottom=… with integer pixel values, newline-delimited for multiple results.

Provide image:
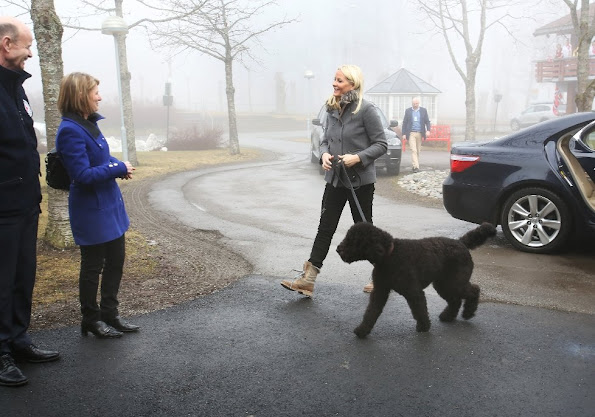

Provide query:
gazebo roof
left=366, top=68, right=441, bottom=95
left=533, top=4, right=595, bottom=37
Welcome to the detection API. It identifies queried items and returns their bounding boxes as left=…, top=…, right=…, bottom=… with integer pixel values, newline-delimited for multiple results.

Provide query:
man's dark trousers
left=0, top=208, right=39, bottom=354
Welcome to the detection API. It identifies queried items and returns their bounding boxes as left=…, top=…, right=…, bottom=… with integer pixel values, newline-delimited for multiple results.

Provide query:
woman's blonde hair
left=57, top=72, right=100, bottom=116
left=326, top=64, right=364, bottom=114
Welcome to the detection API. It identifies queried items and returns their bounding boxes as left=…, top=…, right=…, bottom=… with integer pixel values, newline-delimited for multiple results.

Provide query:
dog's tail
left=459, top=222, right=497, bottom=250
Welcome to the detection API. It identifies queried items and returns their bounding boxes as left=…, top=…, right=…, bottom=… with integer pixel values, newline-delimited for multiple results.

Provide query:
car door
left=520, top=105, right=537, bottom=126
left=575, top=126, right=595, bottom=183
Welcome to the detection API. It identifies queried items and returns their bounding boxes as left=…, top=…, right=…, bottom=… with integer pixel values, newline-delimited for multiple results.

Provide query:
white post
left=112, top=35, right=128, bottom=162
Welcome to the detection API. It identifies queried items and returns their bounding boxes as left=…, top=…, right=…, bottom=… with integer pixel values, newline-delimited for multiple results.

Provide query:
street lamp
left=304, top=70, right=315, bottom=139
left=102, top=15, right=129, bottom=161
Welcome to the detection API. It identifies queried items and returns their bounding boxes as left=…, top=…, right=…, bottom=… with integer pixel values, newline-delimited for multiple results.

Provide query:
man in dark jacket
left=0, top=16, right=60, bottom=388
left=402, top=96, right=431, bottom=173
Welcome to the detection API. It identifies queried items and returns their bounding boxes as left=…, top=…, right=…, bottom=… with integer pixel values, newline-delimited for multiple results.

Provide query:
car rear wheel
left=500, top=187, right=571, bottom=254
left=510, top=119, right=520, bottom=131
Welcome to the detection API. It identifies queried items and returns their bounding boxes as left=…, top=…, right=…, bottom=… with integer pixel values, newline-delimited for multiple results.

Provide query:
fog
left=4, top=0, right=566, bottom=126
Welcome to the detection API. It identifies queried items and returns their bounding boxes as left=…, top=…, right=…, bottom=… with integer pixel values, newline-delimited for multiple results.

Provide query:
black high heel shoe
left=81, top=321, right=123, bottom=338
left=103, top=316, right=140, bottom=332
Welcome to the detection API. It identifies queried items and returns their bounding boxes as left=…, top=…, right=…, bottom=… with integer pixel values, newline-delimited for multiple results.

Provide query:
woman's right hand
left=123, top=161, right=135, bottom=179
left=321, top=153, right=334, bottom=171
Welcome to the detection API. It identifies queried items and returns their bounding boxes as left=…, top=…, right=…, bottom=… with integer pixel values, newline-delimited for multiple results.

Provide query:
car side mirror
left=390, top=120, right=399, bottom=127
left=312, top=118, right=322, bottom=126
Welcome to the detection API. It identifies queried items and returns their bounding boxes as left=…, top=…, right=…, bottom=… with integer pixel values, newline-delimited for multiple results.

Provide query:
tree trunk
left=115, top=0, right=138, bottom=165
left=31, top=0, right=75, bottom=249
left=574, top=3, right=595, bottom=112
left=464, top=63, right=477, bottom=141
left=225, top=56, right=240, bottom=155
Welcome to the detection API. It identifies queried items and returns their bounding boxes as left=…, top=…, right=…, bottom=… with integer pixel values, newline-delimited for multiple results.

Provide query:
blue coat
left=402, top=106, right=431, bottom=139
left=0, top=65, right=41, bottom=216
left=55, top=113, right=129, bottom=246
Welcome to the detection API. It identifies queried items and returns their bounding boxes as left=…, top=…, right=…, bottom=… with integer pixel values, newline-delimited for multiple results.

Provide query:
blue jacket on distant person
left=402, top=106, right=431, bottom=140
left=55, top=112, right=129, bottom=246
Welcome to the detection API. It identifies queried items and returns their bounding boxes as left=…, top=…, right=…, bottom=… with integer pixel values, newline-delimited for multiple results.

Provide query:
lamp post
left=102, top=15, right=129, bottom=161
left=163, top=80, right=173, bottom=143
left=304, top=70, right=315, bottom=139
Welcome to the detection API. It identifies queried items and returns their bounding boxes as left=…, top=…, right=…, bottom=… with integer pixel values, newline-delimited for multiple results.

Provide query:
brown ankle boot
left=280, top=261, right=319, bottom=297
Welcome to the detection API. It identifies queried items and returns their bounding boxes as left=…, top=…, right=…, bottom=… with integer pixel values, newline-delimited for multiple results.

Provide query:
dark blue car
left=443, top=112, right=595, bottom=253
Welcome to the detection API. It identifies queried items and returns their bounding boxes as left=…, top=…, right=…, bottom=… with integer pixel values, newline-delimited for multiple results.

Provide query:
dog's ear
left=365, top=243, right=385, bottom=264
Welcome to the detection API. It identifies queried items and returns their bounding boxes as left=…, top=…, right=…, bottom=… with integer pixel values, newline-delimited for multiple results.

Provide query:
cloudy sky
left=4, top=0, right=566, bottom=122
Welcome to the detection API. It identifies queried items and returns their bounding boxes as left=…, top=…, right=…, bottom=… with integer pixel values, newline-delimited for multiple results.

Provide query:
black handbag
left=45, top=148, right=71, bottom=190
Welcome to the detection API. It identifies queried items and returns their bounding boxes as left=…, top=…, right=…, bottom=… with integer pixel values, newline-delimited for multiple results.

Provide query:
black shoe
left=13, top=344, right=60, bottom=363
left=0, top=354, right=28, bottom=387
left=81, top=321, right=123, bottom=338
left=104, top=316, right=140, bottom=333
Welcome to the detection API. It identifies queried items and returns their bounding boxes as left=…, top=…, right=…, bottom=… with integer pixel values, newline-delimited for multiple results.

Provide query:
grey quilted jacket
left=320, top=98, right=387, bottom=187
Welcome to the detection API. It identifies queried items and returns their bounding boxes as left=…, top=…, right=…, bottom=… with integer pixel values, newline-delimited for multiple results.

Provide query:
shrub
left=166, top=125, right=224, bottom=151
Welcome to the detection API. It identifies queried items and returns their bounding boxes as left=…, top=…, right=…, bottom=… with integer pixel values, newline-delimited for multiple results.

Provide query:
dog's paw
left=461, top=311, right=475, bottom=320
left=439, top=311, right=457, bottom=322
left=416, top=321, right=431, bottom=332
left=354, top=325, right=370, bottom=339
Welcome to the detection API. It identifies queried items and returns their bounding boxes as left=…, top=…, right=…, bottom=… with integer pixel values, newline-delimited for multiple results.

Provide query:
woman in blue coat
left=56, top=72, right=139, bottom=338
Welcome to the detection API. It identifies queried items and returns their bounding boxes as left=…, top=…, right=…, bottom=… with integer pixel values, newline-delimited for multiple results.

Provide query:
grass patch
left=34, top=148, right=262, bottom=306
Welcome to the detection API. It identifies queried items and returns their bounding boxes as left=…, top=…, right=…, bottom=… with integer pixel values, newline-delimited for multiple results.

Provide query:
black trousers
left=0, top=208, right=39, bottom=354
left=309, top=183, right=374, bottom=269
left=79, top=234, right=125, bottom=324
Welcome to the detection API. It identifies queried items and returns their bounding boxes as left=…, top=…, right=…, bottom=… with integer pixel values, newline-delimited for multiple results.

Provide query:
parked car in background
left=310, top=105, right=402, bottom=175
left=510, top=102, right=566, bottom=131
left=443, top=112, right=595, bottom=254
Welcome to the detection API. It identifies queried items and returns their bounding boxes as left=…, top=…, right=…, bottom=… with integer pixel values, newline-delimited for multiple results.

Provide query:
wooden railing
left=535, top=58, right=595, bottom=82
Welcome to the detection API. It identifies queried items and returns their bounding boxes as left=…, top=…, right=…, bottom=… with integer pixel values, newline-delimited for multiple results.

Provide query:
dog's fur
left=336, top=222, right=497, bottom=337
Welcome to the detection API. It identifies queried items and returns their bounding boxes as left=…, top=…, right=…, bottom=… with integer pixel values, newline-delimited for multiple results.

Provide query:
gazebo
left=365, top=68, right=441, bottom=123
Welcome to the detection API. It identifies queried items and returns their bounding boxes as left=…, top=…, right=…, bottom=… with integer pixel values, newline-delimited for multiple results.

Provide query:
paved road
left=4, top=278, right=594, bottom=417
left=2, top=131, right=593, bottom=416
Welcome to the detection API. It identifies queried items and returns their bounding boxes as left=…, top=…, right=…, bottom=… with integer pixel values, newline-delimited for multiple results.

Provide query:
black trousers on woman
left=79, top=234, right=125, bottom=325
left=309, top=183, right=374, bottom=269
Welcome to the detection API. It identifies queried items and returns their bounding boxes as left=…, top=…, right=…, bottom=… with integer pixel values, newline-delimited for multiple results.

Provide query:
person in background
left=554, top=43, right=563, bottom=59
left=0, top=16, right=60, bottom=388
left=562, top=38, right=572, bottom=58
left=402, top=96, right=431, bottom=173
left=280, top=64, right=387, bottom=297
left=56, top=72, right=139, bottom=339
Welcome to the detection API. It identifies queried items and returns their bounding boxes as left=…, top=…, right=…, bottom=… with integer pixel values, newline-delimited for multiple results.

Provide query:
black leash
left=334, top=159, right=368, bottom=223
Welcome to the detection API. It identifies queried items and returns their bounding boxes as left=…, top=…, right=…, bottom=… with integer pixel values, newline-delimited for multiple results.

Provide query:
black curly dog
left=336, top=222, right=497, bottom=337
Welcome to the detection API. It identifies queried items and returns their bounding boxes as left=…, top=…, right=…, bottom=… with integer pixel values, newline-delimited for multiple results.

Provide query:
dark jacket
left=0, top=65, right=41, bottom=216
left=402, top=106, right=431, bottom=140
left=56, top=112, right=129, bottom=246
left=320, top=98, right=387, bottom=187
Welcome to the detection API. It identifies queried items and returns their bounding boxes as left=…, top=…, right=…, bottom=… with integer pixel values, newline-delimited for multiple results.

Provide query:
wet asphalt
left=2, top=276, right=594, bottom=417
left=2, top=133, right=594, bottom=416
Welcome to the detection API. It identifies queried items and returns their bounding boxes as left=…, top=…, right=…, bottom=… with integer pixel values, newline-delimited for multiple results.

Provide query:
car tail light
left=450, top=154, right=480, bottom=173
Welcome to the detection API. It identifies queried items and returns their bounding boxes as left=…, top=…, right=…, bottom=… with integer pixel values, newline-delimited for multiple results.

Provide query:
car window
left=583, top=131, right=595, bottom=150
left=538, top=105, right=551, bottom=112
left=373, top=107, right=389, bottom=129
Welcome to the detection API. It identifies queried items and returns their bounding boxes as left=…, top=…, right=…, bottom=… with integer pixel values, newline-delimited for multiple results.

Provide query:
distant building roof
left=533, top=5, right=595, bottom=37
left=366, top=68, right=441, bottom=95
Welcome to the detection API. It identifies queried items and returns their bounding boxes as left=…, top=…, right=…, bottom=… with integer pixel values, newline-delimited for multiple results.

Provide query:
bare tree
left=560, top=0, right=595, bottom=111
left=417, top=0, right=522, bottom=140
left=61, top=0, right=208, bottom=165
left=31, top=0, right=75, bottom=248
left=143, top=0, right=296, bottom=154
